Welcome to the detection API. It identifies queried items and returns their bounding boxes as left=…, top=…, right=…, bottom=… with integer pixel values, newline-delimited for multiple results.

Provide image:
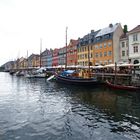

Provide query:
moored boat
left=25, top=72, right=47, bottom=78
left=54, top=27, right=101, bottom=86
left=55, top=70, right=101, bottom=86
left=106, top=80, right=140, bottom=91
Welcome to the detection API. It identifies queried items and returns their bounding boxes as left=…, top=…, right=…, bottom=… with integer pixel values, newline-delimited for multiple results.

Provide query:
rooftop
left=128, top=25, right=140, bottom=34
left=95, top=23, right=119, bottom=37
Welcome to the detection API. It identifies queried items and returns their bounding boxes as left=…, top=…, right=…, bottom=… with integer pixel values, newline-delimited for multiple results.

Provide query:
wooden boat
left=55, top=70, right=100, bottom=86
left=54, top=28, right=101, bottom=86
left=106, top=80, right=140, bottom=91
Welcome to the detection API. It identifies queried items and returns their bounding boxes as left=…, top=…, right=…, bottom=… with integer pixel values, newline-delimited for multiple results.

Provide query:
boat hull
left=106, top=80, right=140, bottom=91
left=55, top=75, right=100, bottom=86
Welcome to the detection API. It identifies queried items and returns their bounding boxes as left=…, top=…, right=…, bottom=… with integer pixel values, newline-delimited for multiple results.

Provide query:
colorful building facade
left=67, top=39, right=78, bottom=66
left=119, top=33, right=129, bottom=63
left=52, top=48, right=59, bottom=67
left=128, top=25, right=140, bottom=64
left=58, top=46, right=66, bottom=66
left=77, top=23, right=123, bottom=66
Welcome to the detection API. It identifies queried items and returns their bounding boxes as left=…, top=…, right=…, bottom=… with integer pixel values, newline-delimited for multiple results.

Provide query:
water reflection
left=54, top=83, right=140, bottom=139
left=0, top=72, right=140, bottom=140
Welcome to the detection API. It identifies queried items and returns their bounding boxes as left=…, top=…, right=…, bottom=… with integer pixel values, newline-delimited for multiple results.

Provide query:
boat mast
left=27, top=50, right=28, bottom=69
left=114, top=62, right=117, bottom=84
left=65, top=27, right=68, bottom=69
left=40, top=38, right=42, bottom=68
left=88, top=34, right=91, bottom=78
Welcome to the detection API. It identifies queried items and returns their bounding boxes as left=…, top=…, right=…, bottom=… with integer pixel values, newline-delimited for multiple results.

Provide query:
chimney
left=109, top=23, right=113, bottom=28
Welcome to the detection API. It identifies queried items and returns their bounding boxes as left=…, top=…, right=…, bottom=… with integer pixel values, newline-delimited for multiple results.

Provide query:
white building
left=128, top=25, right=140, bottom=64
left=119, top=33, right=129, bottom=63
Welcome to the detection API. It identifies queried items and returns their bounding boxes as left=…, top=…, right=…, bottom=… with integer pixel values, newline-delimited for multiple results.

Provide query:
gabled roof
left=95, top=23, right=119, bottom=37
left=28, top=53, right=40, bottom=59
left=128, top=25, right=140, bottom=35
left=69, top=39, right=78, bottom=46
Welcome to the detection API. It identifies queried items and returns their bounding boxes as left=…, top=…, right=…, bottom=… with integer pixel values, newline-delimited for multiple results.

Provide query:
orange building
left=93, top=40, right=113, bottom=65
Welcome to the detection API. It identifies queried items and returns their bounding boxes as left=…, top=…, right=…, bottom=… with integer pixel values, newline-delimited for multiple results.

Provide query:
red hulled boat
left=106, top=80, right=140, bottom=91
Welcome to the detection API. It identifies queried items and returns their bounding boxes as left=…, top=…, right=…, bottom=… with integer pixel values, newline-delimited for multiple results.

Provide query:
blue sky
left=0, top=0, right=140, bottom=66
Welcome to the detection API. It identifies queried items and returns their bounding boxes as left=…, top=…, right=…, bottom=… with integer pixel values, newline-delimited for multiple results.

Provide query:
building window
left=97, top=37, right=101, bottom=41
left=104, top=34, right=110, bottom=39
left=95, top=53, right=98, bottom=58
left=133, top=34, right=138, bottom=41
left=104, top=61, right=107, bottom=65
left=95, top=45, right=98, bottom=49
left=85, top=54, right=87, bottom=59
left=100, top=52, right=102, bottom=57
left=100, top=61, right=102, bottom=65
left=104, top=43, right=106, bottom=48
left=108, top=60, right=112, bottom=64
left=108, top=42, right=112, bottom=47
left=90, top=53, right=93, bottom=58
left=122, top=51, right=125, bottom=56
left=108, top=51, right=112, bottom=56
left=81, top=48, right=83, bottom=52
left=104, top=52, right=107, bottom=56
left=133, top=46, right=138, bottom=53
left=100, top=44, right=102, bottom=49
left=122, top=42, right=125, bottom=47
left=85, top=47, right=87, bottom=51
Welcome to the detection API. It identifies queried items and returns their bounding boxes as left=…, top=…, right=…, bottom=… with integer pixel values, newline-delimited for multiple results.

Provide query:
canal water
left=0, top=72, right=140, bottom=140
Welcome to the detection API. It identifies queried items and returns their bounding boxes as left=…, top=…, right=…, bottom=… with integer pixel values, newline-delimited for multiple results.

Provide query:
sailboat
left=54, top=28, right=100, bottom=85
left=25, top=39, right=47, bottom=78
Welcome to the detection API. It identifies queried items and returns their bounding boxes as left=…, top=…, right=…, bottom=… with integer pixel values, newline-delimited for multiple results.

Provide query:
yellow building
left=18, top=57, right=28, bottom=69
left=27, top=54, right=40, bottom=68
left=32, top=55, right=40, bottom=67
left=77, top=44, right=93, bottom=66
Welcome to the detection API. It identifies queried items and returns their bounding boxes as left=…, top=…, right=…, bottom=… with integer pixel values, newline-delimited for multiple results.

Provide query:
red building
left=52, top=48, right=59, bottom=67
left=67, top=39, right=78, bottom=66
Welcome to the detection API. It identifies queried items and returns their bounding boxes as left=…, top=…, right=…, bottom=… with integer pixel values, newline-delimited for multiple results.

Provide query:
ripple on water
left=0, top=73, right=140, bottom=140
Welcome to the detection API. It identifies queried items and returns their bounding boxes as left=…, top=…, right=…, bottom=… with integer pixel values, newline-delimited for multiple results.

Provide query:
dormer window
left=104, top=34, right=110, bottom=39
left=96, top=37, right=101, bottom=41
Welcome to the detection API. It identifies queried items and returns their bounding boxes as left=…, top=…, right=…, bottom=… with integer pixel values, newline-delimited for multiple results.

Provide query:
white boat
left=25, top=72, right=46, bottom=78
